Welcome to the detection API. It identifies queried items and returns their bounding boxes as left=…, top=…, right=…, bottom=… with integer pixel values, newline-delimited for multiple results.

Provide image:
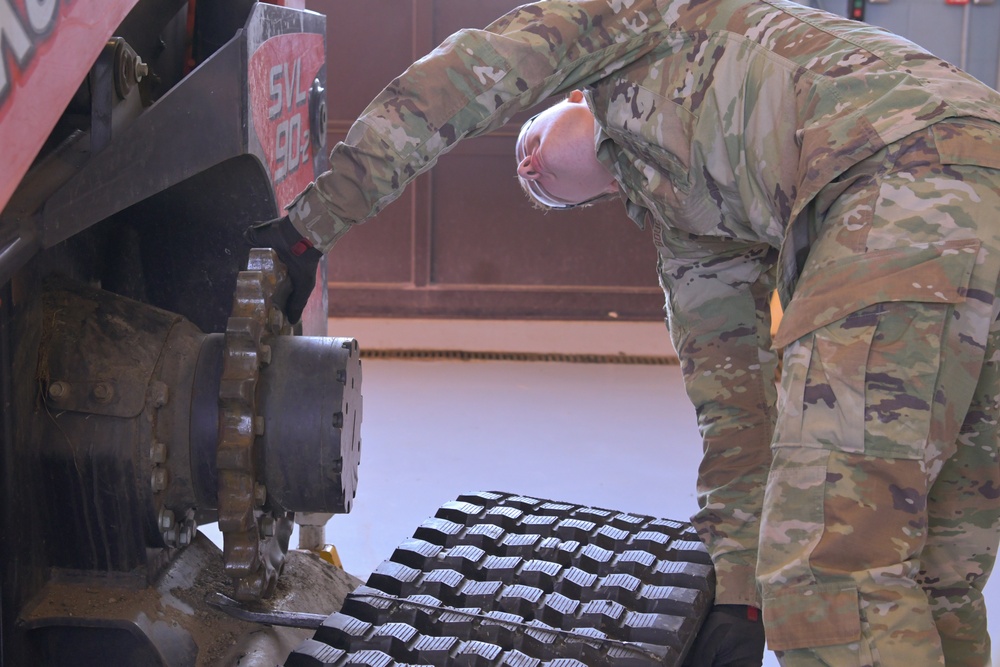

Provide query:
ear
left=567, top=89, right=585, bottom=104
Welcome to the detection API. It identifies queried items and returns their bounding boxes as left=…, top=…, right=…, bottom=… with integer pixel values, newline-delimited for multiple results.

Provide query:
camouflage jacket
left=291, top=0, right=1000, bottom=606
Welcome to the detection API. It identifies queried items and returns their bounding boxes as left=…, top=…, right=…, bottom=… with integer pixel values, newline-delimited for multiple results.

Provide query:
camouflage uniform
left=287, top=0, right=1000, bottom=663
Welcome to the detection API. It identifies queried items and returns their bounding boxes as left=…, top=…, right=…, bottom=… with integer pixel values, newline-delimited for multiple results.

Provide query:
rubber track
left=285, top=491, right=715, bottom=667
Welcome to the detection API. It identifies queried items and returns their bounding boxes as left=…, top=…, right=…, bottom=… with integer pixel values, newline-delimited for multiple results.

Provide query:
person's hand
left=684, top=605, right=765, bottom=667
left=244, top=216, right=322, bottom=324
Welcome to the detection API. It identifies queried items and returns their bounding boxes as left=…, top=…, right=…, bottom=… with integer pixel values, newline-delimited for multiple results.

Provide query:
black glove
left=684, top=604, right=765, bottom=667
left=244, top=215, right=322, bottom=324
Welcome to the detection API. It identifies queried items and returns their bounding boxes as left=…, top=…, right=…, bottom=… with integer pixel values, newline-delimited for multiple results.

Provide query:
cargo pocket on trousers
left=774, top=238, right=979, bottom=459
left=773, top=309, right=876, bottom=454
left=776, top=301, right=950, bottom=460
left=862, top=301, right=950, bottom=459
left=764, top=581, right=862, bottom=651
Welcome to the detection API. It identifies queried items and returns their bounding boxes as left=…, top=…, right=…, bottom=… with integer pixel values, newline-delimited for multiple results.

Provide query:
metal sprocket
left=218, top=248, right=295, bottom=600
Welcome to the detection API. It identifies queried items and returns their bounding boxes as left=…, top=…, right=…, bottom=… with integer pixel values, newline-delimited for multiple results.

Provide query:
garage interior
left=4, top=0, right=1000, bottom=664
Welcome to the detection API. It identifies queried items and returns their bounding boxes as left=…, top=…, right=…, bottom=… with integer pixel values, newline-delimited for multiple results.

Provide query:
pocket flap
left=932, top=118, right=1000, bottom=170
left=764, top=582, right=861, bottom=651
left=774, top=239, right=980, bottom=349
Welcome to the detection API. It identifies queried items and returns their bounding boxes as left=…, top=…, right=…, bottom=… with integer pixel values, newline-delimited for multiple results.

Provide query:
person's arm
left=253, top=0, right=668, bottom=322
left=291, top=0, right=671, bottom=252
left=658, top=230, right=779, bottom=610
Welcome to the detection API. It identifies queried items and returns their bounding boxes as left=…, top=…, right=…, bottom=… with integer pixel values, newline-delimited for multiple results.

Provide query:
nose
left=517, top=153, right=539, bottom=180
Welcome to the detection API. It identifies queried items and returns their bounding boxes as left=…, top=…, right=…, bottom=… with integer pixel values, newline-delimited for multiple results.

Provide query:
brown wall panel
left=309, top=0, right=665, bottom=320
left=430, top=137, right=656, bottom=288
left=322, top=1, right=418, bottom=120
left=322, top=183, right=416, bottom=285
left=431, top=0, right=529, bottom=38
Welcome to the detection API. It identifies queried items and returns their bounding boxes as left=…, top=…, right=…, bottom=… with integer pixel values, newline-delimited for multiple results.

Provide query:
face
left=516, top=90, right=618, bottom=209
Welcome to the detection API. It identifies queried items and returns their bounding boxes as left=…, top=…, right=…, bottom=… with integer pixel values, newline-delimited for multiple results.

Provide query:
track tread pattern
left=286, top=491, right=714, bottom=666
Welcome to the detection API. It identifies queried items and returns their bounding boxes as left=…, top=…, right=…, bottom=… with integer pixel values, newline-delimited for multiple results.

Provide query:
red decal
left=248, top=33, right=324, bottom=210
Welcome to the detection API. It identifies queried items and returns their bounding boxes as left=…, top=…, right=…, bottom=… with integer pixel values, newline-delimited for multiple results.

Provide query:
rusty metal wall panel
left=430, top=137, right=656, bottom=288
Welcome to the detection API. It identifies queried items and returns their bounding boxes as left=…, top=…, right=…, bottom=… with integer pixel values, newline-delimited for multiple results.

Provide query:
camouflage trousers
left=761, top=120, right=1000, bottom=666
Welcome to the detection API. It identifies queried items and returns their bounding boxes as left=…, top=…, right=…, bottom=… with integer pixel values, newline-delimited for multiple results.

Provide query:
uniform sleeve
left=657, top=229, right=779, bottom=608
left=289, top=0, right=670, bottom=252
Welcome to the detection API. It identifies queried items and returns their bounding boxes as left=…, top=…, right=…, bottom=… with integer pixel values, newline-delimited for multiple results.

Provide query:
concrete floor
left=308, top=317, right=699, bottom=579
left=205, top=318, right=1000, bottom=666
